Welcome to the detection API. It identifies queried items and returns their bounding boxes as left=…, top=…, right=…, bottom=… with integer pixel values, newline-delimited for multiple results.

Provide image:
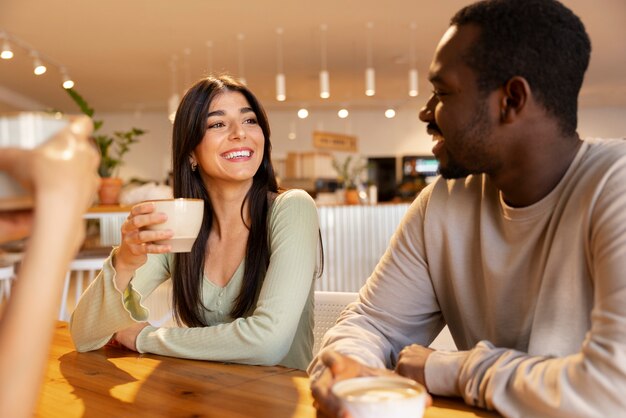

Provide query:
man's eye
left=432, top=90, right=447, bottom=98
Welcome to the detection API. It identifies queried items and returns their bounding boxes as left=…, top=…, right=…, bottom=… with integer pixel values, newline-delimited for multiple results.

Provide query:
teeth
left=224, top=150, right=251, bottom=159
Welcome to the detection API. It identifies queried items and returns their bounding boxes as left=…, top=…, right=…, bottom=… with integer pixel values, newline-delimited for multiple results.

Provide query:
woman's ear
left=189, top=153, right=198, bottom=172
left=500, top=76, right=530, bottom=123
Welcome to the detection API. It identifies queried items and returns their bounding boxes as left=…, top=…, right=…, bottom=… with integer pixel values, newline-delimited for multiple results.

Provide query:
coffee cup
left=0, top=112, right=70, bottom=211
left=145, top=198, right=204, bottom=252
left=332, top=376, right=427, bottom=418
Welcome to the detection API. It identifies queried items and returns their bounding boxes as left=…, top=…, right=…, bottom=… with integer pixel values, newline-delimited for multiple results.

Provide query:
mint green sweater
left=71, top=189, right=319, bottom=370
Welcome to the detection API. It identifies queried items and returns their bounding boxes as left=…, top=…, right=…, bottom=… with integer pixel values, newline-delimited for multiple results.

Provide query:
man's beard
left=438, top=101, right=492, bottom=180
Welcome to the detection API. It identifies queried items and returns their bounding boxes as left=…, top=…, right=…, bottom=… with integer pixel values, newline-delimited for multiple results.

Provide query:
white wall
left=578, top=107, right=626, bottom=140
left=101, top=105, right=626, bottom=183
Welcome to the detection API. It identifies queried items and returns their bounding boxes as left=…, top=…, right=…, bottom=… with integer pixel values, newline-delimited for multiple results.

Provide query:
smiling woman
left=70, top=75, right=322, bottom=371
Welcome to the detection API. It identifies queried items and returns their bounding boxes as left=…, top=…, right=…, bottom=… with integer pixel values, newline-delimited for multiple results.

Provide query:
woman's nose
left=229, top=124, right=246, bottom=140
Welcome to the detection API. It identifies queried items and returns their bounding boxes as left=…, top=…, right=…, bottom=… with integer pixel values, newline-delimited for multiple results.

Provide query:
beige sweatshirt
left=309, top=138, right=626, bottom=417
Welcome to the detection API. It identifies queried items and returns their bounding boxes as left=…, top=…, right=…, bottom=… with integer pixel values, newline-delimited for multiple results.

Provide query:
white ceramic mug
left=332, top=376, right=427, bottom=418
left=0, top=113, right=70, bottom=211
left=145, top=198, right=204, bottom=252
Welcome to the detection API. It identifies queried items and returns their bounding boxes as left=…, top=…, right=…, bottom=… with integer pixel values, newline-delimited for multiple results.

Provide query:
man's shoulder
left=409, top=174, right=488, bottom=221
left=579, top=138, right=626, bottom=174
left=583, top=138, right=626, bottom=157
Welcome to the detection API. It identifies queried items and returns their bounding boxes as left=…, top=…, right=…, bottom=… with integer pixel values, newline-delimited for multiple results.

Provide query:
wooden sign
left=312, top=131, right=358, bottom=152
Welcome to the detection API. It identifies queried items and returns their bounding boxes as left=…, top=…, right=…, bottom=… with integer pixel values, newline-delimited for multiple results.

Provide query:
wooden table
left=36, top=322, right=499, bottom=417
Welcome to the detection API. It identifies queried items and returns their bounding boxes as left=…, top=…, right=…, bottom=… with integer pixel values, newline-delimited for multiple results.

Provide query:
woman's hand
left=114, top=202, right=174, bottom=272
left=113, top=322, right=150, bottom=352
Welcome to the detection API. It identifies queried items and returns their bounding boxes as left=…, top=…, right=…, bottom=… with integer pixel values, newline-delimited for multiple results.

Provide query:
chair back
left=0, top=263, right=15, bottom=304
left=59, top=257, right=106, bottom=321
left=313, top=291, right=358, bottom=356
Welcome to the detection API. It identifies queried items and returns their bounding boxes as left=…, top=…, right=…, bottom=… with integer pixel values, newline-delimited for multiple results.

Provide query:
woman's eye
left=432, top=89, right=447, bottom=98
left=208, top=122, right=224, bottom=129
left=243, top=118, right=258, bottom=125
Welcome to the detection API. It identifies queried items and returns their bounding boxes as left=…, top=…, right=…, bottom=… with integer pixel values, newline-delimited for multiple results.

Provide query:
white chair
left=0, top=263, right=15, bottom=304
left=313, top=291, right=359, bottom=356
left=58, top=257, right=107, bottom=321
left=429, top=325, right=457, bottom=351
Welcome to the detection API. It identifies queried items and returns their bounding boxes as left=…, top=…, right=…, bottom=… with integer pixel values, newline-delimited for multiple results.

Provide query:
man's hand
left=113, top=322, right=150, bottom=352
left=395, top=344, right=434, bottom=388
left=311, top=350, right=394, bottom=417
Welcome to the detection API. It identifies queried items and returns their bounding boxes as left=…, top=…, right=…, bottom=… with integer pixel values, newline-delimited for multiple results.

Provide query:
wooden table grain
left=36, top=322, right=499, bottom=417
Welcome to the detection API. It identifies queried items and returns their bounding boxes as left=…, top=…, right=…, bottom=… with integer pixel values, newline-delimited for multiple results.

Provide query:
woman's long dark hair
left=171, top=75, right=278, bottom=326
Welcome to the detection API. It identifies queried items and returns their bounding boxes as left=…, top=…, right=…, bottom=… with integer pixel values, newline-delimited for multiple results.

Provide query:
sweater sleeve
left=425, top=158, right=626, bottom=418
left=308, top=185, right=445, bottom=378
left=69, top=250, right=172, bottom=351
left=135, top=189, right=319, bottom=366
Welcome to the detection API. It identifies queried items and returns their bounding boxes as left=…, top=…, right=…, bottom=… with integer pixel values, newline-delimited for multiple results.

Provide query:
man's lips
left=427, top=124, right=444, bottom=156
left=426, top=123, right=442, bottom=138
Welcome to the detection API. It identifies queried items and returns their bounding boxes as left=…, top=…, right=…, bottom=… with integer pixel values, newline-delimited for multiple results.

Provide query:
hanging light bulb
left=385, top=109, right=396, bottom=119
left=408, top=69, right=419, bottom=97
left=168, top=55, right=180, bottom=123
left=32, top=52, right=46, bottom=75
left=408, top=22, right=419, bottom=97
left=168, top=93, right=180, bottom=123
left=206, top=40, right=213, bottom=74
left=237, top=33, right=246, bottom=85
left=1, top=35, right=13, bottom=60
left=297, top=108, right=309, bottom=119
left=365, top=68, right=375, bottom=97
left=288, top=120, right=297, bottom=140
left=275, top=28, right=286, bottom=101
left=320, top=71, right=330, bottom=99
left=276, top=74, right=286, bottom=101
left=365, top=22, right=375, bottom=97
left=319, top=24, right=330, bottom=99
left=338, top=108, right=349, bottom=119
left=61, top=68, right=74, bottom=89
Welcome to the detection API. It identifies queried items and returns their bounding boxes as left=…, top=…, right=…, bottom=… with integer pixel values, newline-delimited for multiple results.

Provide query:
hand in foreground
left=113, top=322, right=150, bottom=352
left=395, top=344, right=434, bottom=388
left=311, top=350, right=395, bottom=418
left=0, top=115, right=99, bottom=248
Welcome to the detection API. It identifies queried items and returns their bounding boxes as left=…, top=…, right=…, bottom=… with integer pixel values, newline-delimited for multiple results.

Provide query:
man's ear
left=500, top=76, right=530, bottom=123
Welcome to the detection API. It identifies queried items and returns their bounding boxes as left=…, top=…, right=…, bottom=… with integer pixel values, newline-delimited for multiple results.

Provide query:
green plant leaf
left=64, top=88, right=147, bottom=177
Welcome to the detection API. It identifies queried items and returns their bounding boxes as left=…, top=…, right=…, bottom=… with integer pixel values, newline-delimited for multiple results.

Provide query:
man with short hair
left=309, top=1, right=626, bottom=417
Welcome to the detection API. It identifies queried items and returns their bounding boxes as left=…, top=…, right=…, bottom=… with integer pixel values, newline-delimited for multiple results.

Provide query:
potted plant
left=332, top=155, right=367, bottom=205
left=66, top=89, right=146, bottom=205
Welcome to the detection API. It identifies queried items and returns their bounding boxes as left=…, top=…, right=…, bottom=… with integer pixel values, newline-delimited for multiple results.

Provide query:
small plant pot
left=98, top=177, right=123, bottom=205
left=345, top=189, right=360, bottom=205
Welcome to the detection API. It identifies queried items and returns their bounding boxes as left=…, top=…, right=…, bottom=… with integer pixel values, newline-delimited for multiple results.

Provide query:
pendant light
left=319, top=24, right=330, bottom=99
left=1, top=33, right=13, bottom=60
left=61, top=68, right=74, bottom=89
left=206, top=40, right=213, bottom=74
left=237, top=33, right=246, bottom=85
left=168, top=55, right=179, bottom=123
left=32, top=52, right=46, bottom=75
left=275, top=28, right=286, bottom=102
left=408, top=22, right=419, bottom=97
left=365, top=22, right=375, bottom=97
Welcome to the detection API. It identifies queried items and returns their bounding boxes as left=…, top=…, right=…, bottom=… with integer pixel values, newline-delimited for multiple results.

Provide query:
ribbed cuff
left=425, top=349, right=469, bottom=396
